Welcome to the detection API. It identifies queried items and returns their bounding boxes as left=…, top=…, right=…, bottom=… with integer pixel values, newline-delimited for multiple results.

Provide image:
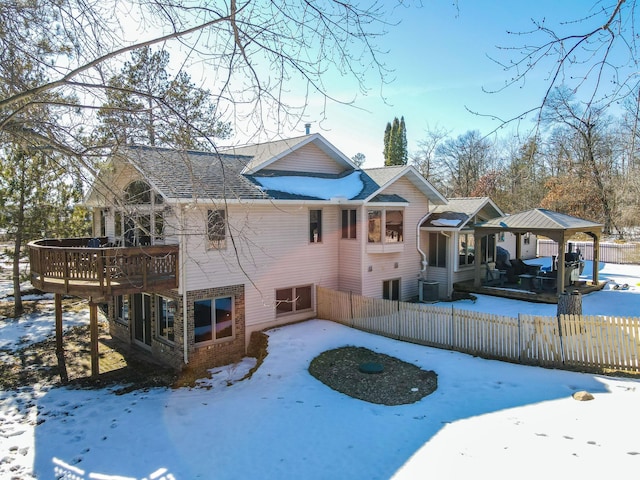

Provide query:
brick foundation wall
left=184, top=284, right=246, bottom=372
left=105, top=284, right=246, bottom=372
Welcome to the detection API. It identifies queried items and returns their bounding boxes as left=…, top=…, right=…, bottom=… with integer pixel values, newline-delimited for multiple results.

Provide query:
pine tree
left=384, top=116, right=408, bottom=166
left=0, top=146, right=90, bottom=315
left=383, top=122, right=392, bottom=163
left=96, top=47, right=231, bottom=150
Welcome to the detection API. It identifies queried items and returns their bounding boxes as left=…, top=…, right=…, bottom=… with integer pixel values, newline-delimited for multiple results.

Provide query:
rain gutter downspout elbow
left=417, top=212, right=432, bottom=275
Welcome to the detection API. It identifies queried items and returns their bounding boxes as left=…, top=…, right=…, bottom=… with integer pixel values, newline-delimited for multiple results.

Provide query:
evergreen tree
left=384, top=116, right=408, bottom=166
left=96, top=47, right=231, bottom=150
left=0, top=146, right=90, bottom=315
left=351, top=152, right=366, bottom=168
left=400, top=116, right=408, bottom=164
left=383, top=122, right=392, bottom=163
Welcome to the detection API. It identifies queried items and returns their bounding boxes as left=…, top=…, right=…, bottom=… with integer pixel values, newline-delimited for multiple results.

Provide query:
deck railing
left=28, top=237, right=179, bottom=300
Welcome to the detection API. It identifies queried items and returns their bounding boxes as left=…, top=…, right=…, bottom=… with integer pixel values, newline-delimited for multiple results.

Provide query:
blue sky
left=268, top=1, right=623, bottom=168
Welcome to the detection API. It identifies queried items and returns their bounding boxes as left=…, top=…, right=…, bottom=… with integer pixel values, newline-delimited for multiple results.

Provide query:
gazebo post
left=556, top=234, right=566, bottom=295
left=473, top=231, right=482, bottom=287
left=592, top=233, right=600, bottom=285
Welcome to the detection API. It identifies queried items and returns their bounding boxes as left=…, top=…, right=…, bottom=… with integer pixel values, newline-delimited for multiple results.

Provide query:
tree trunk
left=12, top=161, right=26, bottom=316
left=557, top=291, right=582, bottom=316
left=11, top=242, right=23, bottom=317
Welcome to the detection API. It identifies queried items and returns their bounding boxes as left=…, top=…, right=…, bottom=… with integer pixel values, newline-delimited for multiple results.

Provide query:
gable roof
left=421, top=197, right=503, bottom=230
left=86, top=136, right=451, bottom=206
left=112, top=146, right=267, bottom=201
left=476, top=208, right=602, bottom=231
left=475, top=208, right=603, bottom=236
left=219, top=133, right=356, bottom=174
left=363, top=165, right=447, bottom=205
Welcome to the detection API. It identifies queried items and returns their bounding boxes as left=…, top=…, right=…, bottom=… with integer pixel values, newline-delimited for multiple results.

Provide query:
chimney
left=305, top=123, right=311, bottom=135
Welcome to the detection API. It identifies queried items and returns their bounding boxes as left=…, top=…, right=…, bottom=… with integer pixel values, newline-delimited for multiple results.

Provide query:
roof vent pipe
left=305, top=123, right=311, bottom=135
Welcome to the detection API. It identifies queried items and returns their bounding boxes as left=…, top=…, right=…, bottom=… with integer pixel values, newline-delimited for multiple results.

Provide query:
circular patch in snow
left=359, top=362, right=384, bottom=374
left=308, top=346, right=437, bottom=406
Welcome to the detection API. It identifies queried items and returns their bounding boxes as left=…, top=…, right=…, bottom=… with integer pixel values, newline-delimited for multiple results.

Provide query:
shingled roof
left=100, top=138, right=446, bottom=205
left=120, top=146, right=268, bottom=200
left=475, top=208, right=603, bottom=234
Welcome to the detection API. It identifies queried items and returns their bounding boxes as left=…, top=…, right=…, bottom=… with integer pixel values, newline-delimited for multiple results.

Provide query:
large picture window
left=157, top=296, right=175, bottom=343
left=207, top=209, right=226, bottom=250
left=114, top=181, right=165, bottom=246
left=276, top=285, right=313, bottom=316
left=368, top=209, right=403, bottom=243
left=194, top=297, right=234, bottom=344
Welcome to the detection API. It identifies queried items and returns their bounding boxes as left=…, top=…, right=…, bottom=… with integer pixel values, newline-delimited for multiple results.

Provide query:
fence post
left=517, top=313, right=521, bottom=363
left=349, top=290, right=355, bottom=327
left=451, top=305, right=455, bottom=348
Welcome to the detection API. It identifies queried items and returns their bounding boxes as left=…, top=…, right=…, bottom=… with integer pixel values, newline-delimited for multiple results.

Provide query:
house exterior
left=82, top=133, right=449, bottom=370
left=418, top=197, right=535, bottom=299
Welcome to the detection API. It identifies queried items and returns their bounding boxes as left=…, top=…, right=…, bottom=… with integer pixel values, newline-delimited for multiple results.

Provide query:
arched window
left=115, top=180, right=165, bottom=246
left=124, top=180, right=152, bottom=204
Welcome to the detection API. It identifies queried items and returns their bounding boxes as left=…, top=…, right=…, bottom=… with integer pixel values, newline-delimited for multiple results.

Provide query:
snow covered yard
left=0, top=258, right=639, bottom=479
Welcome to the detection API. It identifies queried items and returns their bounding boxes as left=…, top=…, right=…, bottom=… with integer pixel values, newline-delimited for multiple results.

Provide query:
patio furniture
left=518, top=274, right=535, bottom=290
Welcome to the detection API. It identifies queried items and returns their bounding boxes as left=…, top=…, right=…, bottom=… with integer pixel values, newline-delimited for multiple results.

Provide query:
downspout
left=181, top=205, right=189, bottom=365
left=417, top=212, right=432, bottom=277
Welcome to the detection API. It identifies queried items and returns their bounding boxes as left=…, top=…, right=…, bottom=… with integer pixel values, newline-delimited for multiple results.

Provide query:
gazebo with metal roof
left=473, top=209, right=604, bottom=295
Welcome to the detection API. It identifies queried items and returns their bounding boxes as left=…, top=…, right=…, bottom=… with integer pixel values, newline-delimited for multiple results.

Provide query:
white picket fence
left=317, top=287, right=640, bottom=373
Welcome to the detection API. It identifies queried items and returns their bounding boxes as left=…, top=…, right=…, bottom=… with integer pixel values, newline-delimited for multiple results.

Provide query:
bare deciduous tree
left=1, top=1, right=397, bottom=163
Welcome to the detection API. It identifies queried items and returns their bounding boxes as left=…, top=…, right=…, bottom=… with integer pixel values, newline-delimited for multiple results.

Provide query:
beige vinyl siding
left=179, top=203, right=341, bottom=332
left=338, top=210, right=363, bottom=294
left=268, top=143, right=346, bottom=175
left=420, top=231, right=452, bottom=299
left=361, top=177, right=429, bottom=301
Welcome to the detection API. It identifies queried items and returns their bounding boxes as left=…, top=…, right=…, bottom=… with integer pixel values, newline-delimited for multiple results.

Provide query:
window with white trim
left=341, top=209, right=357, bottom=239
left=383, top=279, right=400, bottom=300
left=114, top=181, right=165, bottom=246
left=428, top=232, right=447, bottom=268
left=309, top=209, right=322, bottom=243
left=115, top=295, right=129, bottom=325
left=458, top=233, right=475, bottom=267
left=157, top=296, right=176, bottom=343
left=207, top=209, right=226, bottom=250
left=368, top=209, right=403, bottom=243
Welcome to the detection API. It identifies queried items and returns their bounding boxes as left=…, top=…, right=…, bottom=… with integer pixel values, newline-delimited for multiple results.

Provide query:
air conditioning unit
left=419, top=280, right=439, bottom=303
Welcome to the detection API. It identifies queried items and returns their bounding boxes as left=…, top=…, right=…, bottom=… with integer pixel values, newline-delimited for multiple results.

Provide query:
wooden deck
left=29, top=237, right=179, bottom=301
left=453, top=279, right=607, bottom=304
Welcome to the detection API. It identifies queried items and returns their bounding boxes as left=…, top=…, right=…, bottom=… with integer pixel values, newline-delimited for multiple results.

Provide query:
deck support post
left=55, top=294, right=68, bottom=384
left=89, top=299, right=99, bottom=378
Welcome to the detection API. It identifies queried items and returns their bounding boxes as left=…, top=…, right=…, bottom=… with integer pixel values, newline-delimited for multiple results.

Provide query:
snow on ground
left=452, top=259, right=640, bottom=318
left=0, top=259, right=639, bottom=479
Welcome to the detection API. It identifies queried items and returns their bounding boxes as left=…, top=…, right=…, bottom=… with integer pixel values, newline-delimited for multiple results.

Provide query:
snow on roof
left=430, top=218, right=462, bottom=227
left=254, top=171, right=364, bottom=200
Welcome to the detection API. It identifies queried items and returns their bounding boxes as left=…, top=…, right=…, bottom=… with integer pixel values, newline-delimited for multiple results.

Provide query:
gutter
left=417, top=212, right=432, bottom=276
